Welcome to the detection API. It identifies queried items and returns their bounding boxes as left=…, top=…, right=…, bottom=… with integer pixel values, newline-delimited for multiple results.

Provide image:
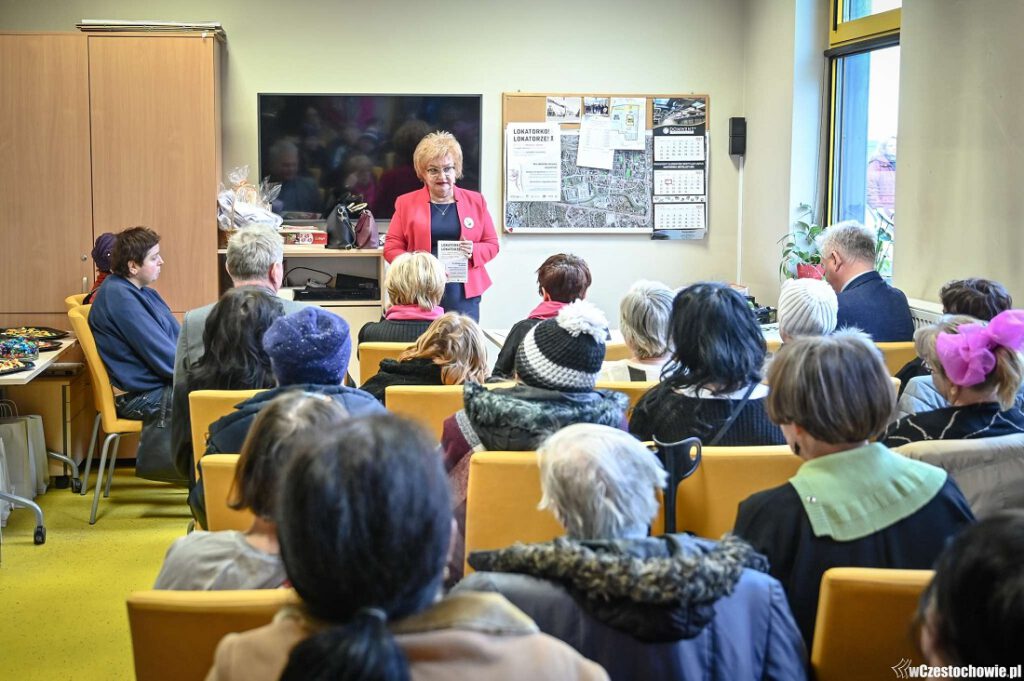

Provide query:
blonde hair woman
left=358, top=251, right=446, bottom=345
left=383, top=131, right=500, bottom=321
left=360, top=313, right=489, bottom=404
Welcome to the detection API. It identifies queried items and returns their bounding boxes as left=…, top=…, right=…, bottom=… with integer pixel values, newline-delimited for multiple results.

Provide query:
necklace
left=431, top=202, right=453, bottom=217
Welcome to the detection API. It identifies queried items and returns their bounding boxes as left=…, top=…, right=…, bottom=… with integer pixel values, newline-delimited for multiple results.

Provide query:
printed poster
left=505, top=123, right=561, bottom=202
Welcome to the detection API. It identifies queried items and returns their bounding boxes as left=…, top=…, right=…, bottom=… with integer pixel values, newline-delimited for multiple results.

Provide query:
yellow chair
left=358, top=341, right=413, bottom=386
left=594, top=380, right=655, bottom=418
left=64, top=293, right=87, bottom=311
left=127, top=589, right=299, bottom=681
left=201, top=454, right=254, bottom=532
left=68, top=305, right=144, bottom=524
left=811, top=568, right=932, bottom=681
left=674, top=445, right=800, bottom=539
left=876, top=341, right=917, bottom=375
left=385, top=382, right=514, bottom=440
left=603, top=342, right=631, bottom=361
left=766, top=337, right=783, bottom=354
left=188, top=389, right=264, bottom=480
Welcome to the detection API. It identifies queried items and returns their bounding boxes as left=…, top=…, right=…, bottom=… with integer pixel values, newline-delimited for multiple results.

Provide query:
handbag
left=353, top=208, right=378, bottom=249
left=325, top=201, right=377, bottom=250
left=135, top=387, right=188, bottom=485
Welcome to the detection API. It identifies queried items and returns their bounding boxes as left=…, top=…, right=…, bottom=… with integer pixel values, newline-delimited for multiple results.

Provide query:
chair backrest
left=127, top=588, right=299, bottom=681
left=603, top=342, right=631, bottom=361
left=201, top=454, right=253, bottom=531
left=65, top=293, right=87, bottom=311
left=895, top=433, right=1024, bottom=517
left=594, top=380, right=656, bottom=418
left=385, top=382, right=515, bottom=440
left=811, top=567, right=932, bottom=681
left=876, top=341, right=917, bottom=375
left=189, top=389, right=264, bottom=478
left=358, top=342, right=413, bottom=386
left=675, top=445, right=800, bottom=539
left=67, top=304, right=124, bottom=433
left=464, top=451, right=565, bottom=574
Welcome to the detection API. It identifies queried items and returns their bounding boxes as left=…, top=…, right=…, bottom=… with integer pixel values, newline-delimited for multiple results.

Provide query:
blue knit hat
left=92, top=232, right=117, bottom=272
left=262, top=307, right=351, bottom=386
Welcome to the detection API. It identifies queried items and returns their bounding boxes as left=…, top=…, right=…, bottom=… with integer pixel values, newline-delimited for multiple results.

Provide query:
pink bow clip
left=935, top=309, right=1024, bottom=387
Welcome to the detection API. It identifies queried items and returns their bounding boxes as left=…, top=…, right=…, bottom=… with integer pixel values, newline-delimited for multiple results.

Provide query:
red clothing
left=385, top=186, right=500, bottom=299
left=866, top=155, right=896, bottom=215
left=527, top=300, right=569, bottom=320
left=385, top=304, right=444, bottom=321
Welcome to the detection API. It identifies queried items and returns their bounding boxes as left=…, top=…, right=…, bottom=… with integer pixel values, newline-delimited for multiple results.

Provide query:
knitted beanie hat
left=262, top=307, right=351, bottom=386
left=92, top=232, right=117, bottom=272
left=515, top=300, right=608, bottom=392
left=778, top=278, right=838, bottom=338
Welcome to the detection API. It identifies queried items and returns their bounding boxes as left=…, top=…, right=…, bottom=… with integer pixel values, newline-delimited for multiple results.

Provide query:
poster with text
left=505, top=123, right=562, bottom=202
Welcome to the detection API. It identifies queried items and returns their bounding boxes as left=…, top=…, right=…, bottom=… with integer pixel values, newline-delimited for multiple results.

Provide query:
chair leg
left=90, top=433, right=117, bottom=525
left=80, top=413, right=101, bottom=496
left=103, top=435, right=121, bottom=498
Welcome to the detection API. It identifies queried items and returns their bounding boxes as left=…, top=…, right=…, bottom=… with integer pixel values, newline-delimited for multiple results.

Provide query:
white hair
left=818, top=220, right=876, bottom=265
left=226, top=225, right=284, bottom=281
left=538, top=423, right=667, bottom=540
left=619, top=280, right=674, bottom=359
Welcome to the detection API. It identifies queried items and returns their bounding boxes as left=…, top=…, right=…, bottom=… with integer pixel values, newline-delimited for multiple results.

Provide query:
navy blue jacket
left=89, top=275, right=180, bottom=392
left=836, top=271, right=915, bottom=342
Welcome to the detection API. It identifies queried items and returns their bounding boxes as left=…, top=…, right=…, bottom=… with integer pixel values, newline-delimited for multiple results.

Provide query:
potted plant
left=779, top=204, right=826, bottom=280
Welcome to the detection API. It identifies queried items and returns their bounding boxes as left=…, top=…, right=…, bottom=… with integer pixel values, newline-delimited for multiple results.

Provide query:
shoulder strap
left=708, top=383, right=758, bottom=446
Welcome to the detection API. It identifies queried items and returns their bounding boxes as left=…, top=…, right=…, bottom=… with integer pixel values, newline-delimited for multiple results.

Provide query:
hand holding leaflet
left=437, top=241, right=469, bottom=283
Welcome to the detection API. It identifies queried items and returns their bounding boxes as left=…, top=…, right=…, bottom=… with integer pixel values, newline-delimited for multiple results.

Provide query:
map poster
left=505, top=123, right=561, bottom=202
left=651, top=96, right=709, bottom=239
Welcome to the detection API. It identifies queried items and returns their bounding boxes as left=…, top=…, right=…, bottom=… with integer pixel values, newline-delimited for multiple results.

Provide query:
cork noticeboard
left=501, top=92, right=710, bottom=237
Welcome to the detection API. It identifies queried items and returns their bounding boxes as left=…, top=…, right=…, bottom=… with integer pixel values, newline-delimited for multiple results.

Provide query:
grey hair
left=225, top=225, right=284, bottom=282
left=819, top=220, right=876, bottom=265
left=538, top=423, right=667, bottom=540
left=620, top=280, right=674, bottom=359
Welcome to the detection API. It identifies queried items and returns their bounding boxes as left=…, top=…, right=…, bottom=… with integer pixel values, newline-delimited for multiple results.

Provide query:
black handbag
left=135, top=386, right=188, bottom=485
left=325, top=201, right=375, bottom=249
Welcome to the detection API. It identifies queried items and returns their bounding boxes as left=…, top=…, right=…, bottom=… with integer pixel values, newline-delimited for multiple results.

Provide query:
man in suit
left=820, top=220, right=914, bottom=342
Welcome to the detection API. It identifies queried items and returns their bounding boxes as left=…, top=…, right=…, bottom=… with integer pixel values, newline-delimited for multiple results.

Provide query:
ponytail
left=280, top=610, right=408, bottom=681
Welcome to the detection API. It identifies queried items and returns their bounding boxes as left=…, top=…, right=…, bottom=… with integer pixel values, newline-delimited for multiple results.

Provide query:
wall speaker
left=729, top=117, right=746, bottom=156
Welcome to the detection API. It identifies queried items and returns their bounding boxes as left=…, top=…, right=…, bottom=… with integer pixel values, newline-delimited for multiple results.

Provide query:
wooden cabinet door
left=89, top=35, right=220, bottom=313
left=0, top=34, right=93, bottom=321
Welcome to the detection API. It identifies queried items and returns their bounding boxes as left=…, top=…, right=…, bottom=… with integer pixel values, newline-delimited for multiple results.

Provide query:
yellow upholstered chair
left=674, top=445, right=800, bottom=539
left=188, top=389, right=264, bottom=480
left=64, top=293, right=87, bottom=311
left=385, top=382, right=514, bottom=440
left=765, top=337, right=783, bottom=354
left=876, top=341, right=917, bottom=375
left=127, top=589, right=299, bottom=681
left=68, top=305, right=144, bottom=524
left=358, top=341, right=413, bottom=385
left=603, top=342, right=632, bottom=361
left=594, top=380, right=655, bottom=418
left=811, top=568, right=932, bottom=681
left=201, top=454, right=253, bottom=532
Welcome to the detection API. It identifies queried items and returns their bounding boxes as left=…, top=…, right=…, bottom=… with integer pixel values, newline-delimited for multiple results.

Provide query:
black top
left=883, top=402, right=1024, bottom=447
left=733, top=477, right=974, bottom=646
left=629, top=386, right=785, bottom=446
left=357, top=318, right=433, bottom=345
left=358, top=357, right=444, bottom=404
left=429, top=202, right=461, bottom=256
left=491, top=318, right=542, bottom=380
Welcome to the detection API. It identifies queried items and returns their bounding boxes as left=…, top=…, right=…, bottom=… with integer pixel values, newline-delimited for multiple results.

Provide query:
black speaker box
left=729, top=117, right=746, bottom=156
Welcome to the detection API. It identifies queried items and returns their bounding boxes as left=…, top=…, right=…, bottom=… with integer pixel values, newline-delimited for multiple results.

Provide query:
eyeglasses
left=425, top=165, right=456, bottom=178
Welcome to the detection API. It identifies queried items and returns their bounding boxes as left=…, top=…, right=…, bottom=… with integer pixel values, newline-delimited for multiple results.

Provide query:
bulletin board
left=502, top=92, right=710, bottom=238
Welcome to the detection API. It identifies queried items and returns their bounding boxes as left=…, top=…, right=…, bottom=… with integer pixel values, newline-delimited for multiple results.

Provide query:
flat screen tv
left=258, top=93, right=482, bottom=221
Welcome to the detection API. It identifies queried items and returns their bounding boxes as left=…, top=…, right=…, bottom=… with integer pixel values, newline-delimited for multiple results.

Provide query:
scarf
left=528, top=300, right=569, bottom=320
left=385, top=304, right=444, bottom=321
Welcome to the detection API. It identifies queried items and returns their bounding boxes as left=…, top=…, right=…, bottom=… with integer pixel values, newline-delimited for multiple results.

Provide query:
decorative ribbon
left=936, top=309, right=1024, bottom=386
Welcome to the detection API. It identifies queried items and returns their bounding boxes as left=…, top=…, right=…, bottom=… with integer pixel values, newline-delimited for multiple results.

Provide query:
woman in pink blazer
left=384, top=131, right=499, bottom=321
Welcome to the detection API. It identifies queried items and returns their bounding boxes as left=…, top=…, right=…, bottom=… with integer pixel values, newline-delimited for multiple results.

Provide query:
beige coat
left=205, top=591, right=608, bottom=681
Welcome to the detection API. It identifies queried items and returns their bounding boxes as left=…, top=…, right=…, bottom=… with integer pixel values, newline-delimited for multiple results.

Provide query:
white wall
left=2, top=0, right=816, bottom=325
left=896, top=0, right=1024, bottom=303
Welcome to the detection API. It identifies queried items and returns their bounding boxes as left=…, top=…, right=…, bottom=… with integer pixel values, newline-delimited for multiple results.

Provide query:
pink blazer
left=384, top=186, right=500, bottom=299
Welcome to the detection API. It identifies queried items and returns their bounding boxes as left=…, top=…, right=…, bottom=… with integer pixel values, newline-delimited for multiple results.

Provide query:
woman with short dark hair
left=205, top=414, right=608, bottom=681
left=629, top=282, right=785, bottom=446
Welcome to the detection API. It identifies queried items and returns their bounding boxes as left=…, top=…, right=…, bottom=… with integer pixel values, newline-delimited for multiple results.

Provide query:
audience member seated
left=360, top=312, right=489, bottom=404
left=884, top=311, right=1024, bottom=446
left=267, top=140, right=321, bottom=214
left=205, top=307, right=384, bottom=455
left=733, top=331, right=975, bottom=645
left=492, top=254, right=593, bottom=380
left=599, top=280, right=674, bottom=382
left=629, top=282, right=785, bottom=446
left=358, top=251, right=445, bottom=345
left=896, top=277, right=1016, bottom=416
left=442, top=301, right=629, bottom=582
left=917, top=511, right=1024, bottom=669
left=89, top=226, right=179, bottom=420
left=456, top=423, right=808, bottom=681
left=155, top=392, right=346, bottom=590
left=777, top=277, right=837, bottom=343
left=819, top=221, right=914, bottom=341
left=82, top=231, right=115, bottom=304
left=205, top=414, right=609, bottom=681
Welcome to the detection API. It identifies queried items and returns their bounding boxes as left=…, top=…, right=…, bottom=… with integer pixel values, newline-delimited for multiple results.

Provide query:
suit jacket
left=384, top=186, right=500, bottom=298
left=836, top=271, right=914, bottom=341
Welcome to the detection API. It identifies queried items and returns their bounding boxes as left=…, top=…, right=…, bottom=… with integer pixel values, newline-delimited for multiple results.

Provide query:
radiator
left=907, top=298, right=943, bottom=329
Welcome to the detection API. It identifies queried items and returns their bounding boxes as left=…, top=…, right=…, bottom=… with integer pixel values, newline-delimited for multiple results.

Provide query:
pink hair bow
left=935, top=309, right=1024, bottom=387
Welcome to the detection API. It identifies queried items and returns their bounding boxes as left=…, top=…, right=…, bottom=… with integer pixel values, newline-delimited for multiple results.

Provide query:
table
left=0, top=338, right=78, bottom=386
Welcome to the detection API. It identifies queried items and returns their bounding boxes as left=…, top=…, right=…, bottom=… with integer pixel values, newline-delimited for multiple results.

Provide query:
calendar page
left=654, top=203, right=706, bottom=231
